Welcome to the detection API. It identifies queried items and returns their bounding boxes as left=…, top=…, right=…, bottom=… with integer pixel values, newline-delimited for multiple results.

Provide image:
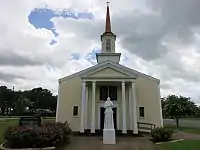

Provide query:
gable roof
left=80, top=63, right=136, bottom=79
left=59, top=60, right=160, bottom=83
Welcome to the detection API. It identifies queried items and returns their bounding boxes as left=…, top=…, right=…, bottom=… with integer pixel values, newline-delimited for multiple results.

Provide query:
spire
left=105, top=2, right=111, bottom=33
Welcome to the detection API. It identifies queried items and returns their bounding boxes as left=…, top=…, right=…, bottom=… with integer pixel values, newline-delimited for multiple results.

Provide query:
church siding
left=135, top=76, right=162, bottom=127
left=57, top=76, right=82, bottom=131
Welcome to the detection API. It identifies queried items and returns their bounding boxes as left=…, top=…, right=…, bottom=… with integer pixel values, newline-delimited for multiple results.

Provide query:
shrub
left=150, top=127, right=174, bottom=142
left=4, top=121, right=71, bottom=148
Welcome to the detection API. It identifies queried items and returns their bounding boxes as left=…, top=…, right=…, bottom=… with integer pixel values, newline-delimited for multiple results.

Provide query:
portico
left=80, top=77, right=139, bottom=134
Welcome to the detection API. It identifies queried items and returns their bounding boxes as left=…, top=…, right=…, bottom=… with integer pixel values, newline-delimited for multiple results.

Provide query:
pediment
left=59, top=60, right=159, bottom=83
left=87, top=67, right=131, bottom=78
left=81, top=63, right=136, bottom=79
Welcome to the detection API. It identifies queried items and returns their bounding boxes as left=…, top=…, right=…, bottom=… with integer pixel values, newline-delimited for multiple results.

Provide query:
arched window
left=106, top=39, right=111, bottom=51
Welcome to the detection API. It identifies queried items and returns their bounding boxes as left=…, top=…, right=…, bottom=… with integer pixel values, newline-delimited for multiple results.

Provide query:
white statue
left=104, top=97, right=114, bottom=129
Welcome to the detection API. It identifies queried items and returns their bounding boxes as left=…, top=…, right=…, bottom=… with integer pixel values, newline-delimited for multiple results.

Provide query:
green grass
left=164, top=125, right=200, bottom=135
left=0, top=119, right=18, bottom=143
left=0, top=117, right=55, bottom=143
left=159, top=140, right=200, bottom=150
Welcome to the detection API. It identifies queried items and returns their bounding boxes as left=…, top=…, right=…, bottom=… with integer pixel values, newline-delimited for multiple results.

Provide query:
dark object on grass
left=19, top=116, right=41, bottom=127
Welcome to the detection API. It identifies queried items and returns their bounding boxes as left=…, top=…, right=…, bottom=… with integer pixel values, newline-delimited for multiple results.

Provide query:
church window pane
left=73, top=106, right=78, bottom=116
left=109, top=86, right=117, bottom=100
left=100, top=86, right=117, bottom=101
left=100, top=86, right=108, bottom=100
left=139, top=107, right=144, bottom=117
left=106, top=39, right=111, bottom=51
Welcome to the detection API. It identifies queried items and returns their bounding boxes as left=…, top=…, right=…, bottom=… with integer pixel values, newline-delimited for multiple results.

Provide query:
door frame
left=97, top=102, right=120, bottom=130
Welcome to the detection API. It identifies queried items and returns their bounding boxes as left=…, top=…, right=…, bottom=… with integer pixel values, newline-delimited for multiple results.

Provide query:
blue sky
left=28, top=8, right=97, bottom=63
left=28, top=8, right=130, bottom=65
left=28, top=8, right=94, bottom=37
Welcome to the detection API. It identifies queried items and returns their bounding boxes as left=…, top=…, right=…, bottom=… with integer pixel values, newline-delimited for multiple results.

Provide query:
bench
left=137, top=122, right=156, bottom=133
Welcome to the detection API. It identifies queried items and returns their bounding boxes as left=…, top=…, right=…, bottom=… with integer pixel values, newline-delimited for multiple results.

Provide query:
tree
left=0, top=86, right=57, bottom=116
left=162, top=94, right=198, bottom=127
left=14, top=96, right=31, bottom=115
left=0, top=86, right=14, bottom=115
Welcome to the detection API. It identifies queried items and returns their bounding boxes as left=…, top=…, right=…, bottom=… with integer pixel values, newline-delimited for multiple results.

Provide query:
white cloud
left=0, top=0, right=200, bottom=104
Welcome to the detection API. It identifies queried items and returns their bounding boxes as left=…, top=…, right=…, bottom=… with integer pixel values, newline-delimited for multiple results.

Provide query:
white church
left=56, top=4, right=163, bottom=134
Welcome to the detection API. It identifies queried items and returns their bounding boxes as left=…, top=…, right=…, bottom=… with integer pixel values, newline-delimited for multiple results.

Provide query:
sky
left=0, top=0, right=200, bottom=105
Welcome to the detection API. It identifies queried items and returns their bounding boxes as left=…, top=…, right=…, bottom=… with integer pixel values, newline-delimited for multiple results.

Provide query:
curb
left=0, top=144, right=55, bottom=150
left=156, top=139, right=184, bottom=144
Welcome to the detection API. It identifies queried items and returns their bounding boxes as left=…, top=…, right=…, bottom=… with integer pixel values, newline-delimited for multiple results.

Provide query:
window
left=100, top=86, right=108, bottom=100
left=106, top=39, right=111, bottom=51
left=100, top=86, right=117, bottom=101
left=139, top=107, right=144, bottom=117
left=109, top=86, right=117, bottom=100
left=73, top=106, right=78, bottom=116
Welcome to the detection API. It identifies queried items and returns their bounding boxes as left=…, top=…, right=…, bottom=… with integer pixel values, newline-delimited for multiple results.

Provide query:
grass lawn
left=165, top=125, right=200, bottom=135
left=0, top=117, right=55, bottom=143
left=159, top=140, right=200, bottom=150
left=0, top=119, right=18, bottom=143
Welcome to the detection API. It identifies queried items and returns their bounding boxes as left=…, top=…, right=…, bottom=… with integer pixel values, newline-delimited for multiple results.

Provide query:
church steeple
left=101, top=2, right=116, bottom=53
left=96, top=3, right=121, bottom=64
left=105, top=2, right=111, bottom=33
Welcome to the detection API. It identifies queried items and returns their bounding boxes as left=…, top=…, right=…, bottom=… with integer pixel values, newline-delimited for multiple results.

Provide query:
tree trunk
left=176, top=117, right=179, bottom=127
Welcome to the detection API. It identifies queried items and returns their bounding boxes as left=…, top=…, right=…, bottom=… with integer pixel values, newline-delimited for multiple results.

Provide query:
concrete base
left=103, top=129, right=116, bottom=144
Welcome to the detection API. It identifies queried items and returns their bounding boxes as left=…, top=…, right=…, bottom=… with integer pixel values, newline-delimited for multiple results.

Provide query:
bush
left=4, top=121, right=71, bottom=148
left=150, top=127, right=174, bottom=142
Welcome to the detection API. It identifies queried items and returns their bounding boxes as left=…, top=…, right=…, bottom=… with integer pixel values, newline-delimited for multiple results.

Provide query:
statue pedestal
left=103, top=129, right=116, bottom=144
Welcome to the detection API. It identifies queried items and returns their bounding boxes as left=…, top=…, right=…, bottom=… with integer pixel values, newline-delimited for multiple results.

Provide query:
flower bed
left=2, top=121, right=71, bottom=149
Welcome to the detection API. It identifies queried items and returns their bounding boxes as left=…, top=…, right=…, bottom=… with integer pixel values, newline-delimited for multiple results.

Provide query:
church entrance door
left=100, top=107, right=117, bottom=130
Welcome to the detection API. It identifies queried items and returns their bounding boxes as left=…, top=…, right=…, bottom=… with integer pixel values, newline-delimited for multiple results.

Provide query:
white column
left=91, top=81, right=96, bottom=133
left=128, top=83, right=133, bottom=130
left=80, top=81, right=86, bottom=133
left=132, top=82, right=138, bottom=134
left=85, top=86, right=88, bottom=129
left=121, top=81, right=127, bottom=134
left=55, top=83, right=60, bottom=122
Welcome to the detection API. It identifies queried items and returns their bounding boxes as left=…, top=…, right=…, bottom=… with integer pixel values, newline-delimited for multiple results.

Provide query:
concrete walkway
left=61, top=136, right=159, bottom=150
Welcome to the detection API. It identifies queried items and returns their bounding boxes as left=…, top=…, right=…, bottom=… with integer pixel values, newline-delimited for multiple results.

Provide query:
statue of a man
left=104, top=97, right=114, bottom=129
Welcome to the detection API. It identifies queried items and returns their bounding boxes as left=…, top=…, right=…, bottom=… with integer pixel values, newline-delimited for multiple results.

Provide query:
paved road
left=164, top=118, right=200, bottom=128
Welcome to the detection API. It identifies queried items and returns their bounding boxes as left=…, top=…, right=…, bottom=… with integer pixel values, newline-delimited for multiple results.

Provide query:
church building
left=56, top=4, right=163, bottom=134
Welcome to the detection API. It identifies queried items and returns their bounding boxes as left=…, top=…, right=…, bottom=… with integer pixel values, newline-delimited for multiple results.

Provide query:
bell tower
left=96, top=2, right=121, bottom=63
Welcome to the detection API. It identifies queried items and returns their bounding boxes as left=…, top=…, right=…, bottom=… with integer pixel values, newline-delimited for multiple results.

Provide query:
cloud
left=0, top=0, right=200, bottom=105
left=0, top=51, right=43, bottom=67
left=28, top=8, right=94, bottom=37
left=0, top=71, right=26, bottom=82
left=113, top=11, right=167, bottom=60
